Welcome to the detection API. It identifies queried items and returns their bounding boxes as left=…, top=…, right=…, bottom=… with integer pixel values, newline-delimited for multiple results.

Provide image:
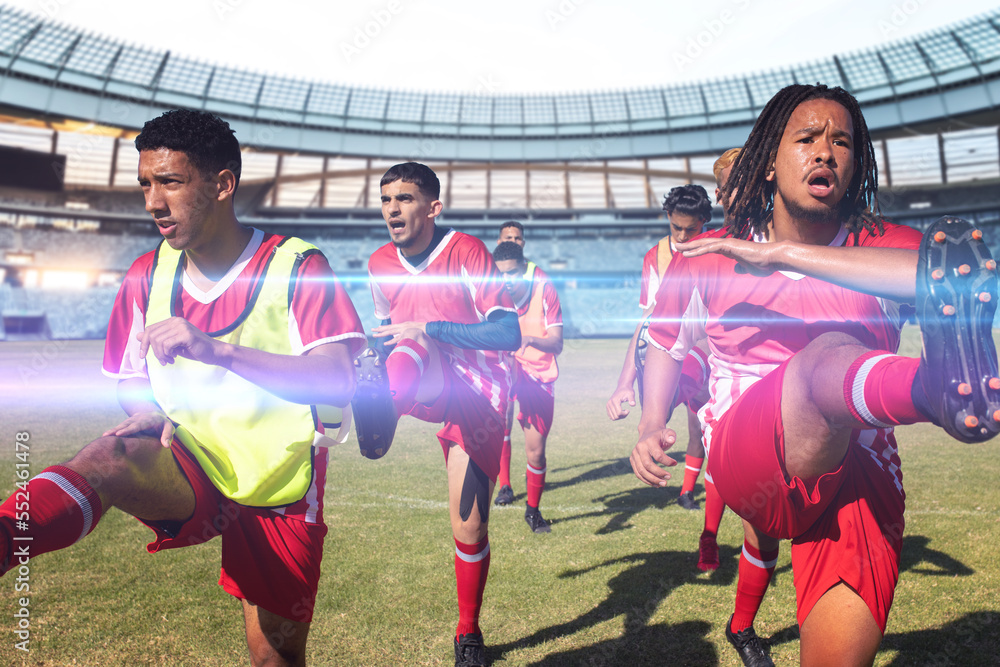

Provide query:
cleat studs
left=942, top=305, right=956, bottom=316
left=934, top=231, right=947, bottom=243
left=965, top=416, right=979, bottom=428
left=959, top=264, right=972, bottom=275
left=973, top=229, right=984, bottom=240
left=932, top=269, right=945, bottom=281
left=958, top=383, right=973, bottom=396
left=987, top=260, right=997, bottom=271
left=981, top=293, right=993, bottom=303
left=991, top=378, right=1000, bottom=390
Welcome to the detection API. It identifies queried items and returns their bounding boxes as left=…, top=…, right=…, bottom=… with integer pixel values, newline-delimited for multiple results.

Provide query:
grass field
left=1, top=334, right=999, bottom=666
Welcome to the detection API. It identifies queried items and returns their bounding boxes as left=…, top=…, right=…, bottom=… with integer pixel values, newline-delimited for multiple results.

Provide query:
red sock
left=844, top=352, right=927, bottom=427
left=454, top=536, right=490, bottom=638
left=0, top=465, right=103, bottom=574
left=498, top=432, right=512, bottom=488
left=702, top=475, right=725, bottom=538
left=680, top=455, right=704, bottom=495
left=385, top=338, right=430, bottom=412
left=731, top=541, right=779, bottom=632
left=525, top=463, right=546, bottom=508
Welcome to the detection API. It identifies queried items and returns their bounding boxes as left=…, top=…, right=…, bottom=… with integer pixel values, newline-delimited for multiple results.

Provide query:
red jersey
left=649, top=221, right=922, bottom=492
left=639, top=238, right=676, bottom=310
left=368, top=228, right=516, bottom=414
left=103, top=228, right=367, bottom=522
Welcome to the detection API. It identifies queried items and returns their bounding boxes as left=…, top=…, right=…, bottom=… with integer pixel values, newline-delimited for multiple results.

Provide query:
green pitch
left=1, top=335, right=998, bottom=665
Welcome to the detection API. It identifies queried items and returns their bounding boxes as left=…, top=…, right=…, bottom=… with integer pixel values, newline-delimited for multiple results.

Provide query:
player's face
left=499, top=227, right=524, bottom=247
left=494, top=258, right=528, bottom=298
left=138, top=148, right=221, bottom=251
left=669, top=212, right=705, bottom=244
left=380, top=179, right=441, bottom=256
left=767, top=98, right=855, bottom=227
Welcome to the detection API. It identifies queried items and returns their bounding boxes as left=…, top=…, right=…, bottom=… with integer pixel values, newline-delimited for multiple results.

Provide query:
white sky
left=5, top=0, right=1000, bottom=93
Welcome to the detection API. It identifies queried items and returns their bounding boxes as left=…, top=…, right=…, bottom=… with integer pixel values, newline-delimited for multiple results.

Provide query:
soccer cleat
left=915, top=217, right=1000, bottom=443
left=726, top=615, right=774, bottom=667
left=697, top=533, right=720, bottom=572
left=677, top=490, right=700, bottom=511
left=454, top=632, right=487, bottom=667
left=493, top=484, right=514, bottom=506
left=353, top=348, right=398, bottom=459
left=524, top=506, right=551, bottom=533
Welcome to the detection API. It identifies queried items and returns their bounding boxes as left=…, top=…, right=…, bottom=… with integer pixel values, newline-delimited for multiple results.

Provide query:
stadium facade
left=2, top=4, right=1000, bottom=339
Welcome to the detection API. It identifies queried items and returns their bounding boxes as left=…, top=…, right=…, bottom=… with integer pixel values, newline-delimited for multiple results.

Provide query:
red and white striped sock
left=525, top=463, right=546, bottom=509
left=731, top=541, right=779, bottom=632
left=844, top=351, right=927, bottom=428
left=454, top=536, right=490, bottom=638
left=0, top=465, right=103, bottom=574
left=385, top=338, right=430, bottom=412
left=680, top=455, right=704, bottom=496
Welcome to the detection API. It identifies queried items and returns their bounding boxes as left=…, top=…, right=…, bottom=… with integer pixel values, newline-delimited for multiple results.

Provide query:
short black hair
left=493, top=241, right=525, bottom=263
left=662, top=184, right=712, bottom=222
left=134, top=109, right=241, bottom=189
left=380, top=162, right=441, bottom=200
left=500, top=220, right=524, bottom=235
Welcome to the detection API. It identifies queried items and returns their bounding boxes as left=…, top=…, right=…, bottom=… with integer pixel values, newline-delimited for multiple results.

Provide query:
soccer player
left=0, top=109, right=365, bottom=666
left=606, top=184, right=713, bottom=511
left=491, top=241, right=563, bottom=533
left=631, top=83, right=999, bottom=666
left=497, top=220, right=525, bottom=247
left=358, top=162, right=520, bottom=667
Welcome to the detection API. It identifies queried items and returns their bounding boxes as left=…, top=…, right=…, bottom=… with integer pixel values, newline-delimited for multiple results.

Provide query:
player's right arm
left=631, top=343, right=682, bottom=487
left=607, top=304, right=655, bottom=421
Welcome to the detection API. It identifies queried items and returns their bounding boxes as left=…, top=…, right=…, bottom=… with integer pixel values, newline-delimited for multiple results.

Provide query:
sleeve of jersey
left=102, top=255, right=153, bottom=380
left=368, top=252, right=392, bottom=320
left=647, top=256, right=706, bottom=363
left=290, top=252, right=367, bottom=357
left=639, top=249, right=657, bottom=310
left=864, top=221, right=922, bottom=250
left=542, top=279, right=563, bottom=328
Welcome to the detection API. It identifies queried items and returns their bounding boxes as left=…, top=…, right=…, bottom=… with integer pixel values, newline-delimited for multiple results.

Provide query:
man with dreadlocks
left=631, top=83, right=1000, bottom=667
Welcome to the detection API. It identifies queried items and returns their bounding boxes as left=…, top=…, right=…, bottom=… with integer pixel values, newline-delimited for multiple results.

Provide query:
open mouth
left=389, top=220, right=406, bottom=231
left=807, top=172, right=834, bottom=197
left=156, top=221, right=177, bottom=236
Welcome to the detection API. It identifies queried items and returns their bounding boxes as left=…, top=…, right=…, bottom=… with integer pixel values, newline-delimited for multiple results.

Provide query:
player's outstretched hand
left=104, top=411, right=175, bottom=448
left=138, top=317, right=221, bottom=366
left=630, top=426, right=678, bottom=487
left=676, top=237, right=782, bottom=277
left=372, top=321, right=427, bottom=347
left=606, top=386, right=636, bottom=421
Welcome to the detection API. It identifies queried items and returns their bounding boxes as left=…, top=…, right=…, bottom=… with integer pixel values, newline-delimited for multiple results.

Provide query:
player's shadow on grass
left=543, top=457, right=634, bottom=492
left=881, top=611, right=1000, bottom=665
left=524, top=621, right=717, bottom=666
left=488, top=549, right=739, bottom=664
left=898, top=534, right=973, bottom=577
left=555, top=484, right=691, bottom=534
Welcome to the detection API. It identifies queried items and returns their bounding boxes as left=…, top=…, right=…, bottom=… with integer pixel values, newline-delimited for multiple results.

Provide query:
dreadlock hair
left=721, top=84, right=882, bottom=241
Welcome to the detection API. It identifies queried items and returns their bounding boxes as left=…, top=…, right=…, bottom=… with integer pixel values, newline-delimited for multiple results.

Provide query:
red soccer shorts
left=512, top=368, right=555, bottom=438
left=709, top=360, right=904, bottom=632
left=140, top=440, right=327, bottom=623
left=404, top=351, right=507, bottom=482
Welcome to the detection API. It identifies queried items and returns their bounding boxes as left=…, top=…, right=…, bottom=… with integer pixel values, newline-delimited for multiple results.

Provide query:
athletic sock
left=385, top=338, right=430, bottom=413
left=454, top=536, right=490, bottom=638
left=731, top=541, right=779, bottom=632
left=702, top=475, right=725, bottom=538
left=498, top=432, right=512, bottom=489
left=525, top=463, right=546, bottom=508
left=0, top=465, right=103, bottom=575
left=680, top=455, right=704, bottom=496
left=844, top=351, right=930, bottom=427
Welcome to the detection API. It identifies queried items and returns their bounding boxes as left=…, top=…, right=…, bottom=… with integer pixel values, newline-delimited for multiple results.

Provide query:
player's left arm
left=521, top=279, right=564, bottom=355
left=676, top=233, right=918, bottom=301
left=521, top=325, right=563, bottom=355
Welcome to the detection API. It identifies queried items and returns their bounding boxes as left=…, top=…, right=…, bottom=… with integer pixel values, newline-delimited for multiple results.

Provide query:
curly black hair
left=492, top=241, right=525, bottom=264
left=662, top=184, right=712, bottom=222
left=134, top=109, right=242, bottom=189
left=720, top=84, right=881, bottom=241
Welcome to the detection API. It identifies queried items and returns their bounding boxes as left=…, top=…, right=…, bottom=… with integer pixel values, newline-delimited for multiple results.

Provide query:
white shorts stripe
left=851, top=354, right=895, bottom=429
left=741, top=544, right=778, bottom=570
left=526, top=463, right=547, bottom=475
left=35, top=472, right=95, bottom=544
left=455, top=542, right=491, bottom=563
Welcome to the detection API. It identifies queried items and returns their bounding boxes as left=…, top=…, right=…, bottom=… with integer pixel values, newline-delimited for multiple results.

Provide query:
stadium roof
left=1, top=4, right=1000, bottom=161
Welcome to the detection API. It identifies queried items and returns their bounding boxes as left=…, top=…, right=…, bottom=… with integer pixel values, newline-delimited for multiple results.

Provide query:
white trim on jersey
left=182, top=229, right=264, bottom=304
left=395, top=228, right=456, bottom=275
left=299, top=332, right=368, bottom=356
left=36, top=471, right=95, bottom=544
